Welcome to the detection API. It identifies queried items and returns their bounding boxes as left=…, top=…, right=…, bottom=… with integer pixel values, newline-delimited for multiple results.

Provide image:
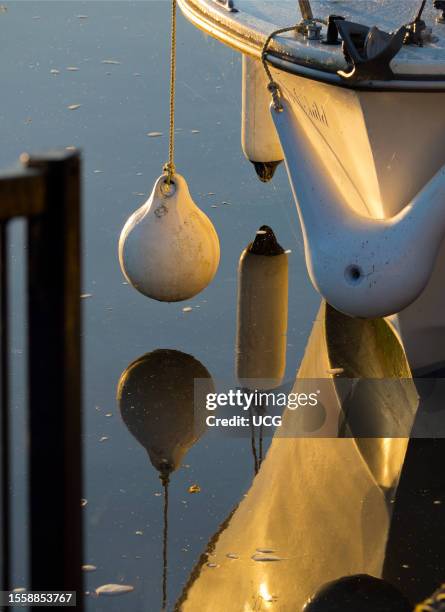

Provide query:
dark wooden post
left=0, top=165, right=47, bottom=596
left=0, top=222, right=10, bottom=593
left=24, top=151, right=83, bottom=609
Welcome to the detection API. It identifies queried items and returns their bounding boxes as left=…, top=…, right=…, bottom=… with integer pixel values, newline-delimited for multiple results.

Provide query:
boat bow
left=271, top=97, right=445, bottom=318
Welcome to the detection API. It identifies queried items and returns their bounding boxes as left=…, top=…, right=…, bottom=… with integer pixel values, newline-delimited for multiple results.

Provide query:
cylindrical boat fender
left=241, top=55, right=284, bottom=182
left=236, top=226, right=289, bottom=389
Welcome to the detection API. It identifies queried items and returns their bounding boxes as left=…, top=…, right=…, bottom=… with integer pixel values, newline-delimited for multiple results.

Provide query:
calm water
left=2, top=2, right=319, bottom=610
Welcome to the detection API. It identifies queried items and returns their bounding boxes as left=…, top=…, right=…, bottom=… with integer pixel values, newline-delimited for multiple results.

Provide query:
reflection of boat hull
left=176, top=302, right=418, bottom=611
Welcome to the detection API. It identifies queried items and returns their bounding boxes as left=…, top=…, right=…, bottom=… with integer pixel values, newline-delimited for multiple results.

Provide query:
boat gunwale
left=178, top=0, right=445, bottom=92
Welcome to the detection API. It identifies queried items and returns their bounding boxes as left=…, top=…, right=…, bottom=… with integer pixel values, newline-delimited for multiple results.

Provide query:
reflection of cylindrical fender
left=236, top=226, right=289, bottom=389
left=241, top=55, right=283, bottom=182
left=117, top=349, right=213, bottom=475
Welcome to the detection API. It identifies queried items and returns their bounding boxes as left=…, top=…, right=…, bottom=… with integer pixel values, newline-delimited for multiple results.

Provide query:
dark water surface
left=1, top=2, right=319, bottom=610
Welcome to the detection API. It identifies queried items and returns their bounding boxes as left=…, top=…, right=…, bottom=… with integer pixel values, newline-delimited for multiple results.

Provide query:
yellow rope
left=164, top=0, right=177, bottom=184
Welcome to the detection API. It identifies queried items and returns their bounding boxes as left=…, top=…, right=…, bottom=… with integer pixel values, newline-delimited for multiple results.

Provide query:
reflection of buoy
left=303, top=575, right=411, bottom=612
left=117, top=348, right=212, bottom=612
left=241, top=55, right=283, bottom=182
left=236, top=225, right=289, bottom=389
left=118, top=174, right=220, bottom=302
left=117, top=348, right=213, bottom=475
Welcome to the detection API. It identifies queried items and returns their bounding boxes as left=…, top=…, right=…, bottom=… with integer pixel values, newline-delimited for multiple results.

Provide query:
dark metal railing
left=0, top=151, right=82, bottom=610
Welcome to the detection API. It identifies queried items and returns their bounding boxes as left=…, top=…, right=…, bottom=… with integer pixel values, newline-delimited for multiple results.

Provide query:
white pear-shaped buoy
left=119, top=174, right=220, bottom=302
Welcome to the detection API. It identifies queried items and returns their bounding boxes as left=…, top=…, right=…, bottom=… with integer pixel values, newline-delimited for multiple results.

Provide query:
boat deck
left=179, top=0, right=445, bottom=77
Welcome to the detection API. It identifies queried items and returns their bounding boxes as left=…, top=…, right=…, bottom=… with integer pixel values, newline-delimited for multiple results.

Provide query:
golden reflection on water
left=258, top=581, right=275, bottom=604
left=176, top=302, right=418, bottom=611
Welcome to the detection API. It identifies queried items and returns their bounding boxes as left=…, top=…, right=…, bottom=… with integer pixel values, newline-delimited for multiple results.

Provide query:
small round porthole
left=344, top=264, right=363, bottom=285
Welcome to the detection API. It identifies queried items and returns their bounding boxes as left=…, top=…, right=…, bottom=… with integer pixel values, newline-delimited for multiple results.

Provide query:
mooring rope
left=161, top=472, right=170, bottom=611
left=261, top=25, right=297, bottom=111
left=164, top=0, right=177, bottom=185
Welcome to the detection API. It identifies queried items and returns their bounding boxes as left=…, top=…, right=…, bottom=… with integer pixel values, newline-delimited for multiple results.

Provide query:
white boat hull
left=269, top=65, right=445, bottom=368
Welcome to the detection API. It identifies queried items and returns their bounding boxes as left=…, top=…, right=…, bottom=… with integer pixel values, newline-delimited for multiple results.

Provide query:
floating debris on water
left=101, top=59, right=122, bottom=65
left=105, top=413, right=113, bottom=418
left=284, top=249, right=292, bottom=254
left=95, top=584, right=134, bottom=597
left=211, top=205, right=218, bottom=209
left=50, top=69, right=60, bottom=75
left=226, top=553, right=239, bottom=559
left=81, top=498, right=88, bottom=507
left=327, top=367, right=344, bottom=375
left=206, top=562, right=219, bottom=568
left=154, top=492, right=162, bottom=497
left=99, top=436, right=109, bottom=442
left=133, top=73, right=142, bottom=77
left=66, top=67, right=79, bottom=72
left=221, top=201, right=231, bottom=206
left=68, top=104, right=81, bottom=111
left=81, top=293, right=92, bottom=299
left=93, top=170, right=103, bottom=174
left=182, top=306, right=193, bottom=313
left=82, top=565, right=97, bottom=572
left=256, top=548, right=276, bottom=554
left=147, top=131, right=163, bottom=137
left=135, top=530, right=143, bottom=536
left=251, top=554, right=283, bottom=562
left=188, top=484, right=201, bottom=494
left=77, top=15, right=88, bottom=19
left=66, top=146, right=77, bottom=151
left=191, top=129, right=200, bottom=134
